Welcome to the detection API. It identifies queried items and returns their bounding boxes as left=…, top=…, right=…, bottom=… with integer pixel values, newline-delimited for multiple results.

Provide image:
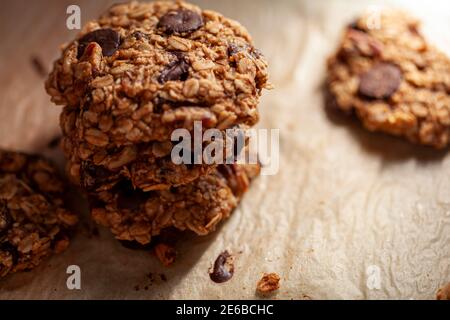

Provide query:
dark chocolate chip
left=358, top=63, right=402, bottom=99
left=158, top=58, right=190, bottom=83
left=0, top=201, right=12, bottom=238
left=81, top=163, right=114, bottom=191
left=0, top=241, right=19, bottom=265
left=77, top=28, right=121, bottom=58
left=228, top=43, right=262, bottom=59
left=228, top=43, right=245, bottom=57
left=131, top=31, right=148, bottom=41
left=158, top=9, right=204, bottom=35
left=115, top=181, right=149, bottom=211
left=160, top=273, right=167, bottom=282
left=209, top=250, right=234, bottom=283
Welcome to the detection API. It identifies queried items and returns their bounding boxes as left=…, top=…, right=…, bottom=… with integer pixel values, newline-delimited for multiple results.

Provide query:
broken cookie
left=256, top=272, right=280, bottom=295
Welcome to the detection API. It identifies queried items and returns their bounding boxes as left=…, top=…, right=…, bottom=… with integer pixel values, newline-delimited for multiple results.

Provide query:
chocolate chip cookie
left=327, top=10, right=450, bottom=148
left=60, top=105, right=249, bottom=191
left=61, top=134, right=215, bottom=192
left=0, top=150, right=78, bottom=278
left=90, top=164, right=260, bottom=245
left=46, top=0, right=269, bottom=145
left=48, top=0, right=268, bottom=191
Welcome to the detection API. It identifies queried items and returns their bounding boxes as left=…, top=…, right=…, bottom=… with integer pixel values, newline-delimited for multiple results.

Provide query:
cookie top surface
left=47, top=0, right=269, bottom=145
left=327, top=10, right=450, bottom=148
left=90, top=163, right=259, bottom=244
left=0, top=150, right=78, bottom=277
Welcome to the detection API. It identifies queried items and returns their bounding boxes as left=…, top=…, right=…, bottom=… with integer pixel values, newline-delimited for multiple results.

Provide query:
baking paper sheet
left=0, top=0, right=449, bottom=299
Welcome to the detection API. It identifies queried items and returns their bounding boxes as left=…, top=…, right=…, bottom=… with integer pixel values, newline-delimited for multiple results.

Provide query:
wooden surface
left=0, top=0, right=449, bottom=299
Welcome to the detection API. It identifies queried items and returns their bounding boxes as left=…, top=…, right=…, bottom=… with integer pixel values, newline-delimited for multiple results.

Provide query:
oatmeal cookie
left=0, top=150, right=78, bottom=278
left=61, top=105, right=249, bottom=191
left=62, top=138, right=215, bottom=192
left=327, top=10, right=450, bottom=148
left=46, top=0, right=269, bottom=145
left=90, top=163, right=260, bottom=245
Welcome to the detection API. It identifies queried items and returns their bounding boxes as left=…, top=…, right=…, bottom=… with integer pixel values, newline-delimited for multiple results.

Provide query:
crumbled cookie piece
left=437, top=282, right=450, bottom=300
left=154, top=243, right=176, bottom=267
left=256, top=273, right=280, bottom=295
left=327, top=10, right=450, bottom=148
left=90, top=163, right=259, bottom=245
left=0, top=150, right=78, bottom=278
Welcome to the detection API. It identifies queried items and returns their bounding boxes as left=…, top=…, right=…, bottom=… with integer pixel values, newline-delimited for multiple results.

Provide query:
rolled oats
left=0, top=150, right=78, bottom=278
left=46, top=0, right=269, bottom=146
left=89, top=164, right=259, bottom=245
left=46, top=0, right=267, bottom=249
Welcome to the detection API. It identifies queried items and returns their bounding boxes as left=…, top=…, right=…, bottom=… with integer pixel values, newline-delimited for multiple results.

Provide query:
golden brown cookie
left=327, top=10, right=450, bottom=148
left=90, top=164, right=260, bottom=245
left=0, top=150, right=78, bottom=278
left=47, top=0, right=269, bottom=145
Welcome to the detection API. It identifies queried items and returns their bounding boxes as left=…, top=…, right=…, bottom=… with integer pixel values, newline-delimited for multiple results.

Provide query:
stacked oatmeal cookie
left=46, top=1, right=269, bottom=245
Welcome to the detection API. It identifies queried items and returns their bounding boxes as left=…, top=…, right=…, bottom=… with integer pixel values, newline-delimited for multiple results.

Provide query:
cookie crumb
left=154, top=243, right=176, bottom=267
left=31, top=55, right=47, bottom=77
left=256, top=273, right=280, bottom=295
left=159, top=273, right=167, bottom=282
left=437, top=282, right=450, bottom=300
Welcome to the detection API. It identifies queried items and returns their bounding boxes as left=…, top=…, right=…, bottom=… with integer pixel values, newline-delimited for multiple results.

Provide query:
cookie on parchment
left=46, top=0, right=270, bottom=145
left=327, top=10, right=450, bottom=148
left=90, top=164, right=260, bottom=245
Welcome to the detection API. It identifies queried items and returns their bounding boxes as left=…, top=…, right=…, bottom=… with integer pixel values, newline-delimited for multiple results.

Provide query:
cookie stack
left=46, top=1, right=269, bottom=245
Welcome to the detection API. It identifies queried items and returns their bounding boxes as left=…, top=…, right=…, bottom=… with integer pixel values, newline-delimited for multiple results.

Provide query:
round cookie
left=0, top=150, right=78, bottom=278
left=90, top=164, right=260, bottom=245
left=327, top=10, right=450, bottom=149
left=47, top=0, right=270, bottom=146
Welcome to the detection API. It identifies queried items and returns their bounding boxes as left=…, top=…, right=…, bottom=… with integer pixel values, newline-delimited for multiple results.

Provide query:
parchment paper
left=0, top=0, right=449, bottom=300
